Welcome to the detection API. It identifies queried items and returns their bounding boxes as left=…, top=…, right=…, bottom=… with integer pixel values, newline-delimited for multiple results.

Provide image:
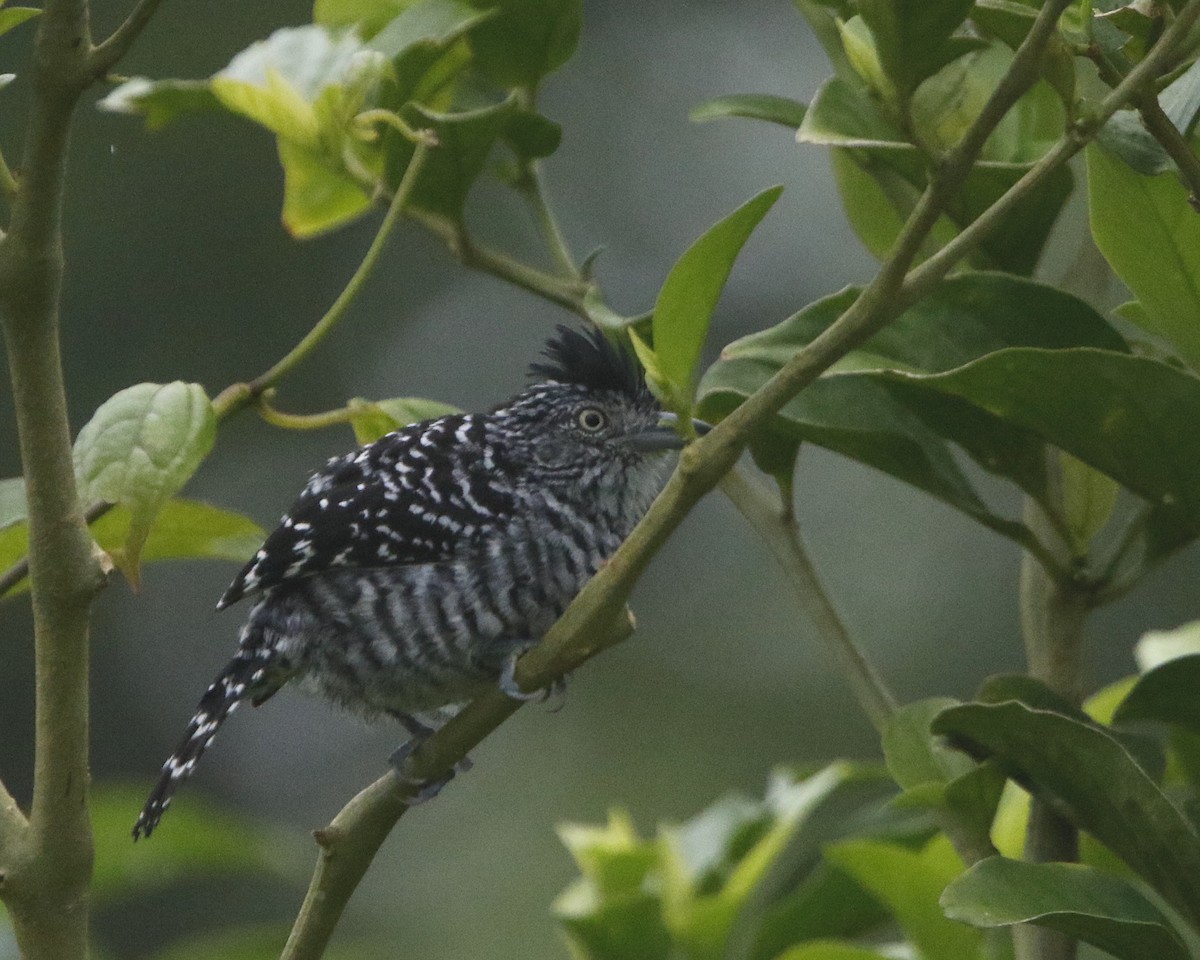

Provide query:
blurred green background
left=1, top=1, right=1197, bottom=958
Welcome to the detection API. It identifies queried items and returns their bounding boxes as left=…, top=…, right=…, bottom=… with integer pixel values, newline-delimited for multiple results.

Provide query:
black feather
left=529, top=325, right=648, bottom=402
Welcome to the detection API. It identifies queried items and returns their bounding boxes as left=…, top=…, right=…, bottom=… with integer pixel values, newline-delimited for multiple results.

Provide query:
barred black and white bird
left=133, top=326, right=693, bottom=839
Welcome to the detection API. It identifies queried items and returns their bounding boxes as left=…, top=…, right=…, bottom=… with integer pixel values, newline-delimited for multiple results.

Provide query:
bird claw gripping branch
left=134, top=326, right=694, bottom=839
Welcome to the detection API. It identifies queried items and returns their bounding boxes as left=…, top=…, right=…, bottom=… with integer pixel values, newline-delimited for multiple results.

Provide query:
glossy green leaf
left=347, top=396, right=461, bottom=444
left=1115, top=654, right=1200, bottom=734
left=971, top=0, right=1038, bottom=47
left=882, top=348, right=1200, bottom=529
left=1088, top=144, right=1200, bottom=371
left=858, top=0, right=976, bottom=95
left=466, top=0, right=581, bottom=87
left=943, top=857, right=1188, bottom=960
left=650, top=185, right=783, bottom=413
left=797, top=76, right=909, bottom=149
left=793, top=0, right=858, bottom=85
left=0, top=6, right=38, bottom=38
left=74, top=382, right=216, bottom=582
left=826, top=836, right=979, bottom=960
left=91, top=785, right=287, bottom=903
left=689, top=94, right=807, bottom=129
left=699, top=275, right=1125, bottom=539
left=774, top=942, right=891, bottom=960
left=932, top=700, right=1200, bottom=930
left=97, top=79, right=223, bottom=131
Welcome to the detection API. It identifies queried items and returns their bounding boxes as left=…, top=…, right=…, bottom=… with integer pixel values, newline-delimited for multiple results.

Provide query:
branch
left=88, top=0, right=168, bottom=74
left=0, top=0, right=105, bottom=956
left=1134, top=87, right=1200, bottom=211
left=408, top=209, right=591, bottom=315
left=719, top=467, right=897, bottom=730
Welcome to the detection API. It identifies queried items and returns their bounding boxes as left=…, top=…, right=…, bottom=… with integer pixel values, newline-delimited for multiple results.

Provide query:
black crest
left=529, top=325, right=649, bottom=402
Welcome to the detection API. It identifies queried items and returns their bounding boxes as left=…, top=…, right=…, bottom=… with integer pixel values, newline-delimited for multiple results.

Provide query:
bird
left=133, top=325, right=696, bottom=839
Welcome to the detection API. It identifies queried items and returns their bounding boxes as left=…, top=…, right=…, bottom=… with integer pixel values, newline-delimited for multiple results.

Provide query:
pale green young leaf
left=97, top=79, right=223, bottom=131
left=74, top=382, right=216, bottom=582
left=1135, top=621, right=1200, bottom=672
left=278, top=138, right=374, bottom=238
left=651, top=185, right=783, bottom=413
left=1059, top=451, right=1120, bottom=555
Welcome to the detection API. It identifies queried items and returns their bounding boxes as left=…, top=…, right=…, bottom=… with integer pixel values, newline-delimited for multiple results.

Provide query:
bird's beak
left=627, top=412, right=713, bottom=452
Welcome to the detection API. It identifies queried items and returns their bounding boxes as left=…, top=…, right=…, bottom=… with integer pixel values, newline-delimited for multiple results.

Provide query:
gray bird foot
left=388, top=737, right=471, bottom=806
left=499, top=651, right=569, bottom=707
left=499, top=649, right=542, bottom=701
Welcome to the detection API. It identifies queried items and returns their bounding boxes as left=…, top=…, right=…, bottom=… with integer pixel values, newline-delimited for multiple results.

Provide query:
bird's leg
left=499, top=644, right=569, bottom=706
left=386, top=710, right=470, bottom=804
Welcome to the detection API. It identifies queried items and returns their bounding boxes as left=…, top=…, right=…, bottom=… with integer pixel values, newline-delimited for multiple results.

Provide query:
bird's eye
left=577, top=407, right=608, bottom=432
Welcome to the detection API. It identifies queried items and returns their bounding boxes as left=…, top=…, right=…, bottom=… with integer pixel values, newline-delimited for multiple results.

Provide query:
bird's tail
left=133, top=643, right=279, bottom=840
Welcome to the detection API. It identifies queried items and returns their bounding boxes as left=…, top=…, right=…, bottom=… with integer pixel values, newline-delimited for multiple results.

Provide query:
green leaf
left=858, top=0, right=976, bottom=95
left=698, top=275, right=1125, bottom=539
left=74, top=382, right=216, bottom=583
left=1088, top=144, right=1200, bottom=371
left=278, top=137, right=374, bottom=237
left=932, top=700, right=1200, bottom=930
left=347, top=396, right=461, bottom=444
left=797, top=76, right=909, bottom=149
left=1059, top=450, right=1120, bottom=554
left=90, top=784, right=288, bottom=904
left=0, top=6, right=39, bottom=39
left=650, top=185, right=783, bottom=413
left=881, top=348, right=1200, bottom=530
left=1115, top=654, right=1200, bottom=734
left=773, top=942, right=891, bottom=960
left=385, top=96, right=520, bottom=222
left=97, top=79, right=224, bottom=131
left=689, top=94, right=807, bottom=129
left=883, top=698, right=973, bottom=790
left=942, top=857, right=1189, bottom=960
left=826, top=836, right=980, bottom=960
left=502, top=108, right=562, bottom=160
left=466, top=0, right=582, bottom=87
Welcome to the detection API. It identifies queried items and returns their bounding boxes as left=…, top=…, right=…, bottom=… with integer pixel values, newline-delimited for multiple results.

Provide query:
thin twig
left=1135, top=91, right=1200, bottom=210
left=407, top=208, right=591, bottom=315
left=256, top=396, right=358, bottom=432
left=89, top=0, right=168, bottom=74
left=719, top=467, right=897, bottom=729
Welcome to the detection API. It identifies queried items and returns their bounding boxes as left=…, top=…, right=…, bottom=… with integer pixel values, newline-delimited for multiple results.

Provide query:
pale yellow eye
left=577, top=408, right=607, bottom=432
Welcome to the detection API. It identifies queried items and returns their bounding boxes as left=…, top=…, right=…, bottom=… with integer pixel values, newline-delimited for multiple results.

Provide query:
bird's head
left=495, top=326, right=703, bottom=504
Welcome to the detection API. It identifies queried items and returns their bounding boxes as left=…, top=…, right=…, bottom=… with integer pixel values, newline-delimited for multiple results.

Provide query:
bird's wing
left=218, top=414, right=516, bottom=609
